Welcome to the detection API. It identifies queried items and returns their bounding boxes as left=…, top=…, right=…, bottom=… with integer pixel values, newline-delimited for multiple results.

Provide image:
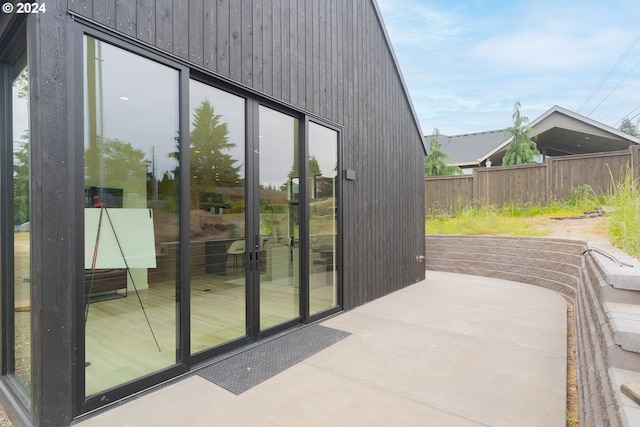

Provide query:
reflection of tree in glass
left=281, top=155, right=321, bottom=191
left=84, top=137, right=147, bottom=191
left=190, top=100, right=241, bottom=208
left=308, top=155, right=321, bottom=176
left=13, top=68, right=29, bottom=225
left=13, top=138, right=29, bottom=225
left=157, top=171, right=177, bottom=206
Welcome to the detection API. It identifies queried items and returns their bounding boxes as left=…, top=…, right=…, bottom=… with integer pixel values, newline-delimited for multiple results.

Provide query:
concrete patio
left=75, top=271, right=567, bottom=427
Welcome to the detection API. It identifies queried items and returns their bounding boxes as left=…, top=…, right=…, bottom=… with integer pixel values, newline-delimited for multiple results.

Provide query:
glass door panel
left=10, top=64, right=30, bottom=391
left=83, top=36, right=180, bottom=396
left=189, top=80, right=247, bottom=353
left=308, top=123, right=339, bottom=315
left=258, top=106, right=300, bottom=330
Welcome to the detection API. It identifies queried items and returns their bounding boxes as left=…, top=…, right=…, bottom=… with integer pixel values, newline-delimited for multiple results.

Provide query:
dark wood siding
left=68, top=0, right=426, bottom=309
left=27, top=4, right=81, bottom=424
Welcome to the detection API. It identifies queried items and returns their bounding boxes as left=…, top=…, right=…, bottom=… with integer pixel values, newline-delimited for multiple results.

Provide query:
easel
left=85, top=205, right=161, bottom=352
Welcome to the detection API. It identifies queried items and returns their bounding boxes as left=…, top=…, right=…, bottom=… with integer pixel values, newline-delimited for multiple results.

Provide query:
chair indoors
left=226, top=239, right=245, bottom=275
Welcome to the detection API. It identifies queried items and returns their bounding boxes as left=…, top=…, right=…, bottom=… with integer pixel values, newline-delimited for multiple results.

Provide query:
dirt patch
left=565, top=299, right=579, bottom=426
left=153, top=209, right=235, bottom=243
left=541, top=215, right=609, bottom=242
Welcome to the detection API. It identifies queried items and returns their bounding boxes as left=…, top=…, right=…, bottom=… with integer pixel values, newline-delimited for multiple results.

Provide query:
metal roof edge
left=535, top=105, right=640, bottom=144
left=479, top=105, right=640, bottom=162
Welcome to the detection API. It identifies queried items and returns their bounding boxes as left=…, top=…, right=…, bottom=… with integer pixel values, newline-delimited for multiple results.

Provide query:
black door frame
left=73, top=18, right=343, bottom=416
left=250, top=99, right=306, bottom=341
left=0, top=17, right=31, bottom=415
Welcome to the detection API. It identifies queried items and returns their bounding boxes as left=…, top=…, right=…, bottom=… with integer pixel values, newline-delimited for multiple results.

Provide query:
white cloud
left=378, top=0, right=640, bottom=134
left=472, top=26, right=632, bottom=71
left=377, top=0, right=460, bottom=46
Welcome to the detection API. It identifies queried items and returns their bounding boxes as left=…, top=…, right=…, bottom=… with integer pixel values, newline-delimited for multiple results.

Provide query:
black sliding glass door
left=188, top=80, right=247, bottom=354
left=81, top=34, right=340, bottom=406
left=83, top=35, right=181, bottom=396
left=256, top=106, right=301, bottom=331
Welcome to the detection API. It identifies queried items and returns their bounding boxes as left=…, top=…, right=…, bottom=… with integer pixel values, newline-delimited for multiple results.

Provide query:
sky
left=376, top=0, right=640, bottom=136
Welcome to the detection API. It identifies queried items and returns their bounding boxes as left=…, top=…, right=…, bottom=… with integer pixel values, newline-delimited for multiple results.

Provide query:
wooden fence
left=425, top=146, right=640, bottom=214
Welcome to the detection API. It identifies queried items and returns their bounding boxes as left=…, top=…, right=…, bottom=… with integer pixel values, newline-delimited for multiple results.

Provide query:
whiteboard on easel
left=85, top=208, right=157, bottom=269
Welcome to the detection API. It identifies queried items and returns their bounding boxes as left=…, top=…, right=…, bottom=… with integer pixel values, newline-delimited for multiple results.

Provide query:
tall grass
left=425, top=188, right=602, bottom=237
left=425, top=205, right=547, bottom=236
left=606, top=167, right=640, bottom=258
left=425, top=169, right=640, bottom=259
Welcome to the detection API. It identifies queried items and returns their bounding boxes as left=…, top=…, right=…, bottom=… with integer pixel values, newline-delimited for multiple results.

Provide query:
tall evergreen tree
left=190, top=100, right=241, bottom=200
left=502, top=102, right=540, bottom=165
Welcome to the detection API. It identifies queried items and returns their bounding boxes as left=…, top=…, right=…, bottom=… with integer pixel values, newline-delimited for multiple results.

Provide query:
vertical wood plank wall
left=27, top=3, right=80, bottom=423
left=67, top=0, right=427, bottom=309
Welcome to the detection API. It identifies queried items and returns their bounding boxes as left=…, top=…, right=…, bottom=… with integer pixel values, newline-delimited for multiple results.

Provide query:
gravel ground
left=0, top=406, right=11, bottom=427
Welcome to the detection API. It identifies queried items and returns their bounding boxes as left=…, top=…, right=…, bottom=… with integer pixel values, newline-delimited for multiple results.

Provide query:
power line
left=599, top=80, right=640, bottom=121
left=578, top=31, right=640, bottom=113
left=614, top=104, right=640, bottom=126
left=628, top=110, right=640, bottom=122
left=588, top=56, right=640, bottom=116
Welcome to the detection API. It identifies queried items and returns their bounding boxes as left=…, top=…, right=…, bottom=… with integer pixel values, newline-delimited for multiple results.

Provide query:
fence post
left=472, top=167, right=479, bottom=206
left=546, top=156, right=553, bottom=204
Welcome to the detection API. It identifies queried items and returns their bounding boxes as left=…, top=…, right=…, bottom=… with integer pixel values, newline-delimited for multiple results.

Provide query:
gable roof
left=428, top=105, right=640, bottom=167
left=429, top=130, right=509, bottom=166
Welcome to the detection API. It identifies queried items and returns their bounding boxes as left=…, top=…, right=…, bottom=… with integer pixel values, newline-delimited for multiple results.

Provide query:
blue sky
left=376, top=0, right=640, bottom=136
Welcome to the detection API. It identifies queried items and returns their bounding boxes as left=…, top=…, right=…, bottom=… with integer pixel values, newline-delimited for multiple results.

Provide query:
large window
left=189, top=80, right=247, bottom=354
left=83, top=36, right=180, bottom=396
left=258, top=106, right=300, bottom=330
left=308, top=122, right=339, bottom=315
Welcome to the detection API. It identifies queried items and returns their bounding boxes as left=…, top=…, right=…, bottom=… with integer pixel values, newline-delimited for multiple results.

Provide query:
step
left=584, top=256, right=640, bottom=305
left=609, top=368, right=640, bottom=426
left=426, top=234, right=586, bottom=251
left=605, top=303, right=640, bottom=354
left=427, top=245, right=584, bottom=269
left=587, top=243, right=640, bottom=291
left=426, top=236, right=586, bottom=257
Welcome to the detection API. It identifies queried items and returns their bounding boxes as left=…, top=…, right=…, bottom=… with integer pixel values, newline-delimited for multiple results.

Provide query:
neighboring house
left=0, top=2, right=426, bottom=426
left=430, top=105, right=639, bottom=172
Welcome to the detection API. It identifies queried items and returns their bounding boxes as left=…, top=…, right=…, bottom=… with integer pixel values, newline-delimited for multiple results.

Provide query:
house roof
left=430, top=130, right=509, bottom=166
left=428, top=105, right=640, bottom=167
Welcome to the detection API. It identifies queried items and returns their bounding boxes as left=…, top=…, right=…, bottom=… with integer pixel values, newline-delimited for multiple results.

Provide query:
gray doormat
left=197, top=324, right=350, bottom=395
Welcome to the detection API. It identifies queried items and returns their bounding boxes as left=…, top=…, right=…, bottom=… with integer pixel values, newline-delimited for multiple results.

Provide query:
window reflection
left=11, top=64, right=31, bottom=391
left=83, top=36, right=180, bottom=396
left=189, top=80, right=247, bottom=354
left=308, top=122, right=338, bottom=315
left=259, top=106, right=300, bottom=330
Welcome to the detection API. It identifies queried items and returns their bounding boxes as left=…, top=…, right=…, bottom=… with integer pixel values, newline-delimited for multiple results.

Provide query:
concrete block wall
left=426, top=235, right=640, bottom=426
